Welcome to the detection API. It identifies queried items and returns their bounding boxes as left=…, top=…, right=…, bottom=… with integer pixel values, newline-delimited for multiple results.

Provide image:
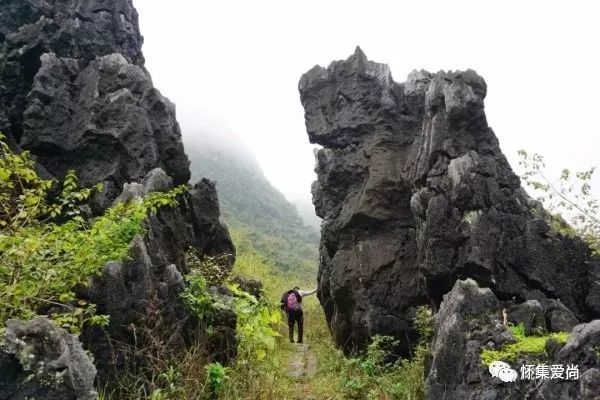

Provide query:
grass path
left=286, top=343, right=319, bottom=399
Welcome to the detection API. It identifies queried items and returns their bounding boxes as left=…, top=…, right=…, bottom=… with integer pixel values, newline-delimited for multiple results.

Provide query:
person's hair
left=293, top=286, right=300, bottom=290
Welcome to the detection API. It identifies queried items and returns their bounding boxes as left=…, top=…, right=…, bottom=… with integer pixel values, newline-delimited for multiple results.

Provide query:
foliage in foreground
left=0, top=134, right=184, bottom=334
left=481, top=323, right=570, bottom=366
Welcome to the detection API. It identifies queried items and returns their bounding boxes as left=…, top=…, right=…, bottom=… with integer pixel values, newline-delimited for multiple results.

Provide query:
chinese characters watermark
left=489, top=361, right=579, bottom=383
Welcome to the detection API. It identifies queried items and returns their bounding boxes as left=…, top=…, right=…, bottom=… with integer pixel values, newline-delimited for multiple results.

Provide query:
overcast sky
left=135, top=1, right=599, bottom=204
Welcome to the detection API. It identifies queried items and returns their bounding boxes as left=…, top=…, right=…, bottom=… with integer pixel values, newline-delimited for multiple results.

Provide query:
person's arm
left=298, top=287, right=317, bottom=297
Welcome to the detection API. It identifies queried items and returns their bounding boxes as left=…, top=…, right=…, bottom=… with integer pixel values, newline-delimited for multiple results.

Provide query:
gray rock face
left=426, top=279, right=521, bottom=400
left=0, top=0, right=190, bottom=204
left=0, top=317, right=97, bottom=400
left=299, top=47, right=600, bottom=353
left=426, top=280, right=600, bottom=400
left=0, top=0, right=237, bottom=394
left=80, top=170, right=235, bottom=383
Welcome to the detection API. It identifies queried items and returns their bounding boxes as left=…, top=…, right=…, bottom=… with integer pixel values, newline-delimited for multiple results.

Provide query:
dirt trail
left=287, top=343, right=318, bottom=399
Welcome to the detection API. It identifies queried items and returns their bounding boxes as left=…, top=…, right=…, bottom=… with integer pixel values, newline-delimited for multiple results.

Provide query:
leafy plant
left=228, top=282, right=281, bottom=362
left=0, top=134, right=186, bottom=332
left=481, top=323, right=570, bottom=365
left=205, top=362, right=229, bottom=396
left=518, top=150, right=600, bottom=254
left=180, top=271, right=215, bottom=325
left=148, top=366, right=184, bottom=400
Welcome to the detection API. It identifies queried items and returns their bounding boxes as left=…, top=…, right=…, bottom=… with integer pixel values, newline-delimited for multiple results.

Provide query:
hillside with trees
left=185, top=135, right=319, bottom=276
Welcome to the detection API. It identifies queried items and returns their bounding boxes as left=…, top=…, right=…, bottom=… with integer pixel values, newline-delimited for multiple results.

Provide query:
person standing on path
left=280, top=286, right=317, bottom=343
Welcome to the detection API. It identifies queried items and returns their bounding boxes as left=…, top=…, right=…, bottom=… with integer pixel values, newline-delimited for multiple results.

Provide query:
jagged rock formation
left=0, top=317, right=97, bottom=400
left=0, top=0, right=190, bottom=205
left=0, top=0, right=238, bottom=394
left=426, top=279, right=600, bottom=399
left=80, top=169, right=235, bottom=383
left=299, top=48, right=600, bottom=353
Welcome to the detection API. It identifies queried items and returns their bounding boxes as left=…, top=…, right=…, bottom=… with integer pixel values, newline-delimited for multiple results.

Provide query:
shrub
left=481, top=323, right=570, bottom=365
left=180, top=271, right=215, bottom=325
left=0, top=133, right=185, bottom=333
left=205, top=362, right=229, bottom=396
left=185, top=248, right=232, bottom=286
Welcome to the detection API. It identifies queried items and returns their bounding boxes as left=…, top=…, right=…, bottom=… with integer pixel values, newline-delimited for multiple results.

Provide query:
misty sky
left=135, top=1, right=600, bottom=204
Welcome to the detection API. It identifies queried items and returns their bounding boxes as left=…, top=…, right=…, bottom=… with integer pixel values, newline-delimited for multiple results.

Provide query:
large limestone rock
left=0, top=317, right=97, bottom=400
left=299, top=47, right=600, bottom=353
left=0, top=0, right=236, bottom=390
left=0, top=0, right=190, bottom=204
left=80, top=169, right=236, bottom=383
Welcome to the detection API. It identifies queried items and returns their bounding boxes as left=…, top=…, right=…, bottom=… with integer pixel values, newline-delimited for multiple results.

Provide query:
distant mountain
left=185, top=133, right=319, bottom=273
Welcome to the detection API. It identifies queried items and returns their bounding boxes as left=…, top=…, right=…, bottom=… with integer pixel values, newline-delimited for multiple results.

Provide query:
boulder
left=298, top=47, right=600, bottom=353
left=0, top=317, right=97, bottom=400
left=507, top=300, right=546, bottom=335
left=427, top=280, right=600, bottom=400
left=426, top=279, right=524, bottom=400
left=231, top=275, right=264, bottom=300
left=0, top=0, right=190, bottom=205
left=534, top=320, right=600, bottom=399
left=80, top=170, right=235, bottom=383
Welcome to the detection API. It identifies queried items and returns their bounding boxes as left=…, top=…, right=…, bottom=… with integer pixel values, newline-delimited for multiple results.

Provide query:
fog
left=135, top=1, right=600, bottom=204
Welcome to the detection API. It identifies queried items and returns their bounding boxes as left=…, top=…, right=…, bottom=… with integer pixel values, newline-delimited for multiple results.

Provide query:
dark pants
left=287, top=310, right=304, bottom=343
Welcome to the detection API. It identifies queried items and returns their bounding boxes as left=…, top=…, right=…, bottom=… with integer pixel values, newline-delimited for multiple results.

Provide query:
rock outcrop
left=0, top=0, right=238, bottom=393
left=81, top=169, right=235, bottom=383
left=426, top=279, right=600, bottom=400
left=0, top=0, right=190, bottom=204
left=0, top=317, right=97, bottom=400
left=299, top=47, right=600, bottom=353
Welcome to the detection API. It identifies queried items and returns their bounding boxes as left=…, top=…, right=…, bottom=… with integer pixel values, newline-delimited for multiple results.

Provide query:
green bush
left=205, top=362, right=229, bottom=396
left=481, top=323, right=570, bottom=365
left=0, top=134, right=185, bottom=333
left=180, top=271, right=214, bottom=323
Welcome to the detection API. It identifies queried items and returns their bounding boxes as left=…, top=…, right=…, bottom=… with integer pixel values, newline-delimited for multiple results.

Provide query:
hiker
left=280, top=286, right=317, bottom=343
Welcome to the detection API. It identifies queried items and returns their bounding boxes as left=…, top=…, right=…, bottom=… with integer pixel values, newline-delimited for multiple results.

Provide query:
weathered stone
left=0, top=0, right=237, bottom=395
left=231, top=275, right=264, bottom=300
left=534, top=320, right=600, bottom=399
left=546, top=300, right=579, bottom=333
left=580, top=368, right=600, bottom=400
left=427, top=280, right=600, bottom=399
left=299, top=47, right=600, bottom=353
left=0, top=317, right=97, bottom=400
left=508, top=300, right=546, bottom=335
left=426, top=279, right=525, bottom=400
left=0, top=0, right=190, bottom=205
left=80, top=171, right=235, bottom=384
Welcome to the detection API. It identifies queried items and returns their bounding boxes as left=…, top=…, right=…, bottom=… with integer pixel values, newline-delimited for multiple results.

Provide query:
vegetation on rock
left=0, top=135, right=185, bottom=334
left=481, top=323, right=570, bottom=366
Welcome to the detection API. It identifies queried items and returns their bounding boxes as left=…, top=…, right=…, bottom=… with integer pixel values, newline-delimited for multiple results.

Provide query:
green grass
left=481, top=324, right=570, bottom=366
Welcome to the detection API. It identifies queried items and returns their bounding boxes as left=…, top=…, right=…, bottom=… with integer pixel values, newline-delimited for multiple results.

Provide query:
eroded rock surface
left=0, top=317, right=97, bottom=400
left=0, top=0, right=189, bottom=204
left=0, top=0, right=237, bottom=393
left=80, top=169, right=235, bottom=383
left=426, top=280, right=600, bottom=400
left=299, top=47, right=600, bottom=353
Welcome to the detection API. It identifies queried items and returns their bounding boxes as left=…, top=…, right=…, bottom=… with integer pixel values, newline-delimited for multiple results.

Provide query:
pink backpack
left=286, top=292, right=301, bottom=311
